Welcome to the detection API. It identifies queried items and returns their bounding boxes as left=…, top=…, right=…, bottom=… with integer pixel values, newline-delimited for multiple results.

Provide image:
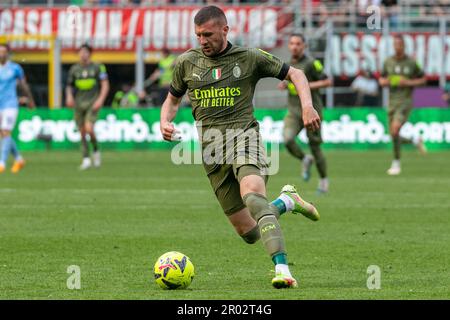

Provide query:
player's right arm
left=160, top=93, right=182, bottom=141
left=308, top=59, right=333, bottom=90
left=93, top=64, right=110, bottom=111
left=253, top=49, right=320, bottom=131
left=160, top=54, right=187, bottom=141
left=378, top=60, right=390, bottom=87
left=65, top=66, right=76, bottom=108
left=285, top=66, right=321, bottom=131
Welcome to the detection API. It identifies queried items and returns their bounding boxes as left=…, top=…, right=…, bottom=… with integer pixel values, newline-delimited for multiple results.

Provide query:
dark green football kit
left=381, top=55, right=425, bottom=160
left=283, top=55, right=327, bottom=178
left=67, top=62, right=108, bottom=127
left=381, top=55, right=424, bottom=124
left=284, top=55, right=325, bottom=148
left=170, top=42, right=289, bottom=215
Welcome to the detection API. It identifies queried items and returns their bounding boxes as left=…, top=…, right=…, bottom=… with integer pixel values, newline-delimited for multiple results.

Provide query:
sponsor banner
left=0, top=6, right=287, bottom=51
left=331, top=33, right=450, bottom=79
left=14, top=108, right=450, bottom=151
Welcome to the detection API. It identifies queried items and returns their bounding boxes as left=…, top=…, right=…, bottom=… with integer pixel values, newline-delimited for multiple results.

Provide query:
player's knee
left=241, top=181, right=260, bottom=195
left=78, top=126, right=86, bottom=135
left=239, top=171, right=265, bottom=193
left=390, top=122, right=401, bottom=136
left=390, top=128, right=400, bottom=137
left=85, top=124, right=94, bottom=134
left=309, top=140, right=321, bottom=149
left=309, top=142, right=322, bottom=154
left=285, top=141, right=298, bottom=153
left=283, top=133, right=296, bottom=146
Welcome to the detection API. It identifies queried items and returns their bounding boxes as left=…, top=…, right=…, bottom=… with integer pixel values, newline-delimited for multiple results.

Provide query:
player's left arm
left=285, top=67, right=321, bottom=131
left=379, top=60, right=391, bottom=87
left=93, top=79, right=110, bottom=111
left=93, top=64, right=110, bottom=111
left=308, top=59, right=333, bottom=90
left=400, top=62, right=426, bottom=87
left=17, top=78, right=35, bottom=109
left=400, top=76, right=426, bottom=87
left=309, top=78, right=332, bottom=90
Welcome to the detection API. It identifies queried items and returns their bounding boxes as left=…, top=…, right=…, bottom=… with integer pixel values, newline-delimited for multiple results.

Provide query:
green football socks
left=242, top=193, right=287, bottom=259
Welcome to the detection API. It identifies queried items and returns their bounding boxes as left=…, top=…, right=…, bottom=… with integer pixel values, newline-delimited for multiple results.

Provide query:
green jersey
left=381, top=55, right=424, bottom=110
left=170, top=42, right=289, bottom=129
left=67, top=62, right=108, bottom=110
left=286, top=55, right=326, bottom=116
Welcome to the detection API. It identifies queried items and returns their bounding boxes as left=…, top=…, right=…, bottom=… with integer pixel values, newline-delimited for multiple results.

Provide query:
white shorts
left=0, top=108, right=19, bottom=131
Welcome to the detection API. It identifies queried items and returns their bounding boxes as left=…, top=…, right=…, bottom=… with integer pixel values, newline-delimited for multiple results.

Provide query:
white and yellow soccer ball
left=154, top=251, right=195, bottom=290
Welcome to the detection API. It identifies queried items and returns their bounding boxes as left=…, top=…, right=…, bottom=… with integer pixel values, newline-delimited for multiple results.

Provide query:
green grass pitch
left=0, top=150, right=449, bottom=299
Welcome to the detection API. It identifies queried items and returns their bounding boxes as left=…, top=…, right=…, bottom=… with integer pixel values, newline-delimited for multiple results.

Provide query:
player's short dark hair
left=0, top=42, right=10, bottom=52
left=290, top=33, right=306, bottom=43
left=79, top=43, right=93, bottom=53
left=393, top=34, right=405, bottom=43
left=194, top=5, right=227, bottom=26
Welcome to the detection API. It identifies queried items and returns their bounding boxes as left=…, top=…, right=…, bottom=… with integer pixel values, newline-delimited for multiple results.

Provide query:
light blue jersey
left=0, top=61, right=25, bottom=110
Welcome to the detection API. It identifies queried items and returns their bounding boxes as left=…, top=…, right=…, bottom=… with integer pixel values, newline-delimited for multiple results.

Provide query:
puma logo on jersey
left=193, top=73, right=202, bottom=80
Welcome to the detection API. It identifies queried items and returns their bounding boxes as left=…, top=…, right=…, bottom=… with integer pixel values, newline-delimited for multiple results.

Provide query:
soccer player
left=379, top=35, right=427, bottom=175
left=278, top=34, right=332, bottom=193
left=141, top=47, right=177, bottom=106
left=65, top=44, right=109, bottom=170
left=160, top=6, right=321, bottom=289
left=0, top=43, right=35, bottom=174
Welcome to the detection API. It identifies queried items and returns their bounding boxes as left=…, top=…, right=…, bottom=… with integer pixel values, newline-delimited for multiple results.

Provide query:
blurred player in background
left=66, top=44, right=109, bottom=170
left=0, top=43, right=35, bottom=174
left=278, top=34, right=332, bottom=193
left=141, top=47, right=176, bottom=106
left=379, top=35, right=427, bottom=176
left=160, top=6, right=321, bottom=289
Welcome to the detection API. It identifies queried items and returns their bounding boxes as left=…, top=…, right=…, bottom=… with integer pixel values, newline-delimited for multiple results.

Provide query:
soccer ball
left=153, top=251, right=195, bottom=290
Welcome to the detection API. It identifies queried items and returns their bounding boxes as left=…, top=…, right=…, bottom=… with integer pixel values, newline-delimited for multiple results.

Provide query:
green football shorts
left=207, top=163, right=269, bottom=216
left=74, top=107, right=99, bottom=128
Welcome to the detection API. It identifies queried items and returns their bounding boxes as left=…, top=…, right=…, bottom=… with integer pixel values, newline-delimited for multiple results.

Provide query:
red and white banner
left=2, top=8, right=448, bottom=78
left=0, top=6, right=291, bottom=51
left=331, top=32, right=450, bottom=79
